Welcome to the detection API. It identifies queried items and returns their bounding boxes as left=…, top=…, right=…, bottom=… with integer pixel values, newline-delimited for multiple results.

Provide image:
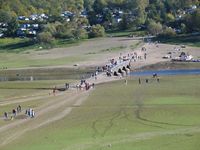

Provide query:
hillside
left=0, top=0, right=199, bottom=44
left=0, top=0, right=84, bottom=16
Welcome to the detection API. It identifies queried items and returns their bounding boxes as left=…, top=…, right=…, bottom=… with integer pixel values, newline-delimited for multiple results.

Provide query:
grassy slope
left=0, top=38, right=141, bottom=69
left=2, top=75, right=200, bottom=150
left=0, top=53, right=87, bottom=68
left=157, top=34, right=200, bottom=47
left=0, top=67, right=94, bottom=81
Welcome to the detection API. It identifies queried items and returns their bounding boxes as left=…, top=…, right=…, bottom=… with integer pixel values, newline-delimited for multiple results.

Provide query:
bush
left=89, top=24, right=105, bottom=38
left=73, top=29, right=88, bottom=39
left=159, top=27, right=176, bottom=38
left=147, top=21, right=163, bottom=35
left=55, top=24, right=73, bottom=39
left=37, top=31, right=54, bottom=44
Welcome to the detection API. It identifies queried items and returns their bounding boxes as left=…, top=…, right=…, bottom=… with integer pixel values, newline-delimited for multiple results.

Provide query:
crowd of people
left=76, top=79, right=95, bottom=91
left=101, top=46, right=149, bottom=77
left=25, top=108, right=35, bottom=118
left=3, top=105, right=22, bottom=120
left=138, top=74, right=160, bottom=85
left=3, top=105, right=35, bottom=120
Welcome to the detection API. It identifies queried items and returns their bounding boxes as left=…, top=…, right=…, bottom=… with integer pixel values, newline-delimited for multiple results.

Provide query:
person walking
left=17, top=105, right=21, bottom=113
left=144, top=53, right=147, bottom=60
left=31, top=110, right=35, bottom=118
left=12, top=109, right=17, bottom=117
left=125, top=79, right=128, bottom=85
left=29, top=108, right=32, bottom=117
left=139, top=78, right=141, bottom=84
left=4, top=112, right=8, bottom=119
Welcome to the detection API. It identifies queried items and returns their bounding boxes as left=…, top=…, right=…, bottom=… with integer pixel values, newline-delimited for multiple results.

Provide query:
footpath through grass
left=1, top=75, right=200, bottom=150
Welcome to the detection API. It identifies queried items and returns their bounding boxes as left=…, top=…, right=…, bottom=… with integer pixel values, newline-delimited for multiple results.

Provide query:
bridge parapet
left=110, top=60, right=131, bottom=76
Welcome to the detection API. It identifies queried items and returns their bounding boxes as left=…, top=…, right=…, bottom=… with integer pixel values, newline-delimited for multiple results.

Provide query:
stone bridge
left=110, top=60, right=131, bottom=76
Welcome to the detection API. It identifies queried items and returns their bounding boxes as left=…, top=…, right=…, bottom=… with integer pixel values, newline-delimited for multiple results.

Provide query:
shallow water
left=130, top=69, right=200, bottom=76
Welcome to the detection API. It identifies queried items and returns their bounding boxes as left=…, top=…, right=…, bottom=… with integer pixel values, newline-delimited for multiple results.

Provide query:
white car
left=163, top=54, right=171, bottom=59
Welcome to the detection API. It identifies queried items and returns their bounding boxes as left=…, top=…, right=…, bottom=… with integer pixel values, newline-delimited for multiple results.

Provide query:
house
left=40, top=13, right=48, bottom=19
left=25, top=17, right=30, bottom=21
left=20, top=24, right=31, bottom=29
left=27, top=29, right=36, bottom=37
left=62, top=11, right=74, bottom=17
left=17, top=29, right=26, bottom=37
left=18, top=16, right=26, bottom=20
left=0, top=33, right=4, bottom=37
left=29, top=14, right=39, bottom=21
left=80, top=10, right=88, bottom=18
left=191, top=5, right=197, bottom=10
left=114, top=16, right=122, bottom=23
left=32, top=24, right=39, bottom=30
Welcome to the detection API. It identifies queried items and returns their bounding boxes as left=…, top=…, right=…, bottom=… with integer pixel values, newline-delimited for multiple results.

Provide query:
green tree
left=119, top=14, right=128, bottom=30
left=73, top=28, right=88, bottom=39
left=5, top=17, right=18, bottom=37
left=185, top=9, right=200, bottom=32
left=180, top=23, right=187, bottom=33
left=84, top=0, right=94, bottom=11
left=55, top=23, right=73, bottom=39
left=93, top=0, right=107, bottom=14
left=0, top=10, right=12, bottom=23
left=87, top=11, right=98, bottom=25
left=160, top=26, right=176, bottom=37
left=37, top=31, right=54, bottom=44
left=165, top=13, right=175, bottom=23
left=147, top=20, right=163, bottom=35
left=89, top=24, right=105, bottom=38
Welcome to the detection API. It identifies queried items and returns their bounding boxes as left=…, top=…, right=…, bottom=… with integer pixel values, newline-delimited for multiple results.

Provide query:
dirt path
left=0, top=92, right=51, bottom=106
left=0, top=90, right=90, bottom=146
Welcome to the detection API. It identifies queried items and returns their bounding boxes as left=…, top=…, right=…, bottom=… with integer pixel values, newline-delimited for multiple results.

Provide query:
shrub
left=160, top=27, right=176, bottom=38
left=89, top=24, right=105, bottom=38
left=147, top=21, right=163, bottom=35
left=37, top=31, right=54, bottom=44
left=73, top=29, right=88, bottom=39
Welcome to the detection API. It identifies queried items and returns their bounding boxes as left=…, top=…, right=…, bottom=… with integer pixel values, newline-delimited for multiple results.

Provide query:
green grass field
left=0, top=38, right=82, bottom=53
left=0, top=67, right=94, bottom=81
left=0, top=53, right=87, bottom=68
left=157, top=34, right=200, bottom=47
left=1, top=75, right=200, bottom=150
left=0, top=80, right=75, bottom=100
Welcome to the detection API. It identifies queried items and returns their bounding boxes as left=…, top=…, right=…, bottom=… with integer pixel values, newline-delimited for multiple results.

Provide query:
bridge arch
left=114, top=71, right=118, bottom=76
left=127, top=65, right=131, bottom=69
left=118, top=68, right=122, bottom=73
left=122, top=66, right=127, bottom=71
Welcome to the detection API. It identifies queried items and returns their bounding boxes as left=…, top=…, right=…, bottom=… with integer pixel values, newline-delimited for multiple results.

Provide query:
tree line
left=0, top=0, right=199, bottom=44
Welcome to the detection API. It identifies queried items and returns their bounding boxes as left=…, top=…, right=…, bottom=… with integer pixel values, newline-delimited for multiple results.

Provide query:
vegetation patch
left=156, top=34, right=200, bottom=47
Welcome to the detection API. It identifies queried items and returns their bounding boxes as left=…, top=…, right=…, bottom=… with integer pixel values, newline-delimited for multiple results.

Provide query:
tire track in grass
left=64, top=126, right=200, bottom=150
left=92, top=119, right=100, bottom=138
left=91, top=108, right=123, bottom=138
left=101, top=109, right=123, bottom=137
left=134, top=87, right=192, bottom=128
